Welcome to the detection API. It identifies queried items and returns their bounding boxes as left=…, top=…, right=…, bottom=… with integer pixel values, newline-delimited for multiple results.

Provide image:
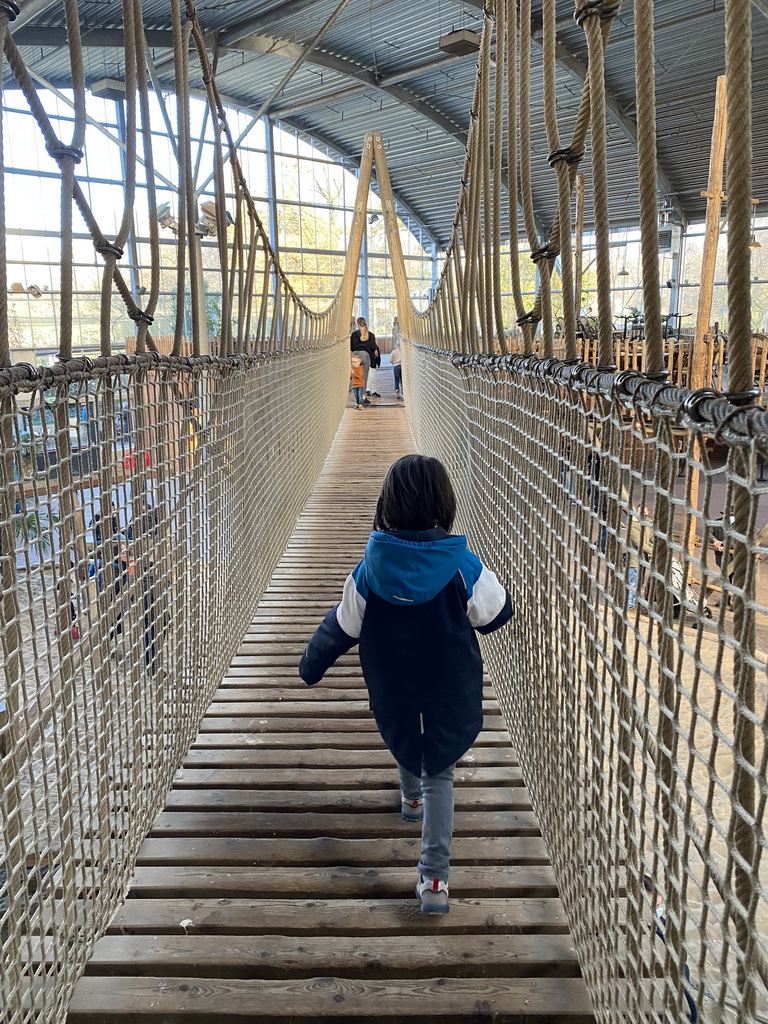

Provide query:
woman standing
left=350, top=317, right=378, bottom=399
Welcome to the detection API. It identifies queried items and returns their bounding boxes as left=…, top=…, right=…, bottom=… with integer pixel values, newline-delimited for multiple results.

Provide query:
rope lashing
left=530, top=244, right=560, bottom=262
left=517, top=311, right=543, bottom=326
left=128, top=309, right=155, bottom=326
left=574, top=0, right=621, bottom=25
left=94, top=242, right=124, bottom=258
left=547, top=147, right=584, bottom=167
left=45, top=144, right=84, bottom=163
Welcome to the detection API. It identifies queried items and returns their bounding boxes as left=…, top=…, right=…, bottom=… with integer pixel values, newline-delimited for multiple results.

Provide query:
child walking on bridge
left=299, top=455, right=512, bottom=914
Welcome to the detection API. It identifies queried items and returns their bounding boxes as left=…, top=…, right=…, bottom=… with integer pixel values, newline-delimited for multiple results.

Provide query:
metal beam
left=10, top=0, right=60, bottom=33
left=219, top=0, right=329, bottom=47
left=270, top=53, right=470, bottom=120
left=13, top=27, right=173, bottom=48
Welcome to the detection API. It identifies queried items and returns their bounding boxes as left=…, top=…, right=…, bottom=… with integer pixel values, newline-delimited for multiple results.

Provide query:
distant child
left=390, top=339, right=403, bottom=398
left=299, top=455, right=513, bottom=913
left=350, top=354, right=365, bottom=410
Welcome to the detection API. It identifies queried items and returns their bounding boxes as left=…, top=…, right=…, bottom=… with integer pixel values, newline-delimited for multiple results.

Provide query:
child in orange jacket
left=350, top=355, right=365, bottom=409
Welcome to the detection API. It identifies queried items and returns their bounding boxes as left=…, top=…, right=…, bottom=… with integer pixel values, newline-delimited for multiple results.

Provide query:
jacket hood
left=364, top=529, right=467, bottom=605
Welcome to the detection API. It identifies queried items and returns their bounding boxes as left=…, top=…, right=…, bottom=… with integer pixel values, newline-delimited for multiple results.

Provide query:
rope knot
left=128, top=309, right=155, bottom=326
left=95, top=242, right=124, bottom=258
left=548, top=147, right=583, bottom=167
left=531, top=244, right=560, bottom=263
left=45, top=143, right=84, bottom=164
left=516, top=311, right=543, bottom=326
left=0, top=1, right=20, bottom=20
left=574, top=0, right=621, bottom=25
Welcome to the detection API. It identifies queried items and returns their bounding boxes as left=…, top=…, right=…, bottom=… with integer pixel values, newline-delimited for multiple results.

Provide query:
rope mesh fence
left=398, top=0, right=767, bottom=1019
left=0, top=350, right=348, bottom=1023
left=405, top=344, right=768, bottom=1023
left=0, top=0, right=353, bottom=1017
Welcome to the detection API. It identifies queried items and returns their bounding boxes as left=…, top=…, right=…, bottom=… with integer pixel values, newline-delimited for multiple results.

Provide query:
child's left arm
left=299, top=563, right=367, bottom=685
left=463, top=553, right=513, bottom=634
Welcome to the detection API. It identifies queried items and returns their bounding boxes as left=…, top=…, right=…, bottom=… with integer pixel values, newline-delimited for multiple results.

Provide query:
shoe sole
left=402, top=811, right=423, bottom=822
left=418, top=897, right=450, bottom=915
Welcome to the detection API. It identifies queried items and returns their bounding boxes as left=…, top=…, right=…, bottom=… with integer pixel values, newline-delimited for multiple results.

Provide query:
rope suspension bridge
left=0, top=0, right=766, bottom=1022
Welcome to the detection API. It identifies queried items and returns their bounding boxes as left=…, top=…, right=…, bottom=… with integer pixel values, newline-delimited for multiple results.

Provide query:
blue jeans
left=351, top=386, right=364, bottom=405
left=398, top=760, right=455, bottom=881
left=627, top=566, right=639, bottom=610
left=393, top=365, right=402, bottom=393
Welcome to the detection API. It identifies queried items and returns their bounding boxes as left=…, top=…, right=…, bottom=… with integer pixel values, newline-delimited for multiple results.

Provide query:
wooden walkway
left=68, top=388, right=595, bottom=1022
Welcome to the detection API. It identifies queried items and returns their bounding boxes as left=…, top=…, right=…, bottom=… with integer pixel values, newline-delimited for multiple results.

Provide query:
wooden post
left=690, top=75, right=727, bottom=555
left=692, top=75, right=727, bottom=391
left=336, top=133, right=374, bottom=339
left=574, top=174, right=586, bottom=328
left=372, top=133, right=415, bottom=339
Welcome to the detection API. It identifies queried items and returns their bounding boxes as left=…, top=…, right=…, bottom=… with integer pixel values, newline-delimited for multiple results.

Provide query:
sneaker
left=372, top=392, right=381, bottom=398
left=401, top=793, right=423, bottom=821
left=416, top=876, right=449, bottom=914
left=356, top=404, right=363, bottom=410
left=365, top=391, right=372, bottom=397
left=362, top=397, right=372, bottom=405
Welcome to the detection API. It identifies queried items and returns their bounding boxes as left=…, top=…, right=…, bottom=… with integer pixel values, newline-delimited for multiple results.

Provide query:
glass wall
left=3, top=88, right=434, bottom=360
left=679, top=216, right=768, bottom=333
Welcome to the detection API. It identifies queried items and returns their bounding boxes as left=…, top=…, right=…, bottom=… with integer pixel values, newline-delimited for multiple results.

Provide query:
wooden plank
left=202, top=700, right=501, bottom=717
left=106, top=896, right=569, bottom=935
left=171, top=767, right=523, bottom=788
left=128, top=865, right=558, bottom=898
left=83, top=934, right=582, bottom=979
left=68, top=976, right=596, bottom=1022
left=190, top=731, right=514, bottom=750
left=182, top=747, right=515, bottom=767
left=135, top=836, right=550, bottom=867
left=204, top=700, right=375, bottom=717
left=162, top=787, right=531, bottom=813
left=212, top=685, right=498, bottom=700
left=150, top=810, right=541, bottom=838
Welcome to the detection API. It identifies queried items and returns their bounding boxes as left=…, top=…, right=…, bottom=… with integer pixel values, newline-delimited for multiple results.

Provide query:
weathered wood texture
left=68, top=405, right=594, bottom=1022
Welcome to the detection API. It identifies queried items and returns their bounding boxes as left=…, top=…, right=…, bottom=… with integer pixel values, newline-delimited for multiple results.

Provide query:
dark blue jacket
left=299, top=528, right=512, bottom=776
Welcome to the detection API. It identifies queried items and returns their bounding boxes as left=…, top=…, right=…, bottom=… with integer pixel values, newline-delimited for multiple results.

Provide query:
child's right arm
left=299, top=563, right=367, bottom=685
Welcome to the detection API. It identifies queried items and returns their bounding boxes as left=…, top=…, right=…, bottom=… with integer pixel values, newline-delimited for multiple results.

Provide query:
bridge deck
left=68, top=389, right=595, bottom=1022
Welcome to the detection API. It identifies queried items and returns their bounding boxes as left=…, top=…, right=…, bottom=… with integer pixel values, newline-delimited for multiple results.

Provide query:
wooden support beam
left=690, top=76, right=727, bottom=555
left=574, top=174, right=586, bottom=322
left=335, top=133, right=374, bottom=339
left=692, top=75, right=728, bottom=391
left=372, top=133, right=415, bottom=338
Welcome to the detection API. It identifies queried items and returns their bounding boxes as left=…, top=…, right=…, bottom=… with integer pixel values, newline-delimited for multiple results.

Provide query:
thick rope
left=0, top=10, right=8, bottom=367
left=633, top=0, right=664, bottom=374
left=723, top=1, right=757, bottom=1015
left=577, top=2, right=619, bottom=366
left=504, top=0, right=527, bottom=337
left=492, top=0, right=507, bottom=353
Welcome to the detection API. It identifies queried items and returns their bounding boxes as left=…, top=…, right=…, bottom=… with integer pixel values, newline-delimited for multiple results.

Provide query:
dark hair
left=373, top=454, right=456, bottom=532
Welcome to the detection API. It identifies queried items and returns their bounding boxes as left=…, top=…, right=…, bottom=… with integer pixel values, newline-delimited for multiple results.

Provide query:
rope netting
left=0, top=1, right=354, bottom=1020
left=400, top=0, right=767, bottom=1021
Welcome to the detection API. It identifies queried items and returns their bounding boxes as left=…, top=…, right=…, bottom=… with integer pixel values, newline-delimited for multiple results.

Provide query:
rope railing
left=0, top=0, right=359, bottom=1019
left=397, top=1, right=767, bottom=1021
left=404, top=344, right=768, bottom=1023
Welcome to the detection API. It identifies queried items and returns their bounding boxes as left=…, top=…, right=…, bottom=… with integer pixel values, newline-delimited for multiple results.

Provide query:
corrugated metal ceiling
left=7, top=0, right=767, bottom=248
